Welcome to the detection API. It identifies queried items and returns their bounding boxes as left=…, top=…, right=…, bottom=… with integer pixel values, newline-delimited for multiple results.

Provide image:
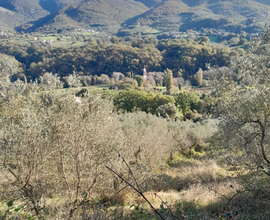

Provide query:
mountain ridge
left=0, top=0, right=269, bottom=33
left=20, top=0, right=149, bottom=33
left=124, top=0, right=270, bottom=32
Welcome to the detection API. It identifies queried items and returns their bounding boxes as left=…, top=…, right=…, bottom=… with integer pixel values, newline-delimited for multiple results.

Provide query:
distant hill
left=254, top=0, right=270, bottom=6
left=22, top=0, right=149, bottom=33
left=134, top=0, right=164, bottom=8
left=125, top=0, right=191, bottom=27
left=0, top=0, right=50, bottom=31
left=124, top=0, right=270, bottom=32
left=0, top=0, right=270, bottom=33
left=135, top=0, right=270, bottom=8
left=0, top=0, right=49, bottom=19
left=0, top=7, right=23, bottom=31
left=181, top=0, right=270, bottom=7
left=0, top=0, right=79, bottom=31
left=0, top=0, right=51, bottom=31
left=39, top=0, right=80, bottom=13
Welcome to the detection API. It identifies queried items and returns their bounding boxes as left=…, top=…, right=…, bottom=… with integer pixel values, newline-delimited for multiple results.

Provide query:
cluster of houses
left=0, top=31, right=15, bottom=37
left=74, top=28, right=99, bottom=34
left=250, top=33, right=260, bottom=38
left=41, top=39, right=54, bottom=44
left=87, top=29, right=99, bottom=33
left=31, top=37, right=54, bottom=44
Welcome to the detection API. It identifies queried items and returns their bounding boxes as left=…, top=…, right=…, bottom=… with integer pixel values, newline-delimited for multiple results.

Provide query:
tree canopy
left=213, top=26, right=270, bottom=176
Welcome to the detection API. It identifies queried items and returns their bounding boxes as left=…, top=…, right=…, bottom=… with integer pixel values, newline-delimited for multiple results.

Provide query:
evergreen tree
left=164, top=68, right=173, bottom=95
left=156, top=103, right=177, bottom=119
left=134, top=75, right=144, bottom=87
left=175, top=91, right=200, bottom=115
left=195, top=68, right=203, bottom=86
left=178, top=81, right=182, bottom=91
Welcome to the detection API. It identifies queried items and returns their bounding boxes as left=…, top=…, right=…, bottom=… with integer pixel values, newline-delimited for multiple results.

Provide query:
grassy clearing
left=230, top=43, right=249, bottom=50
left=189, top=87, right=214, bottom=94
left=142, top=29, right=161, bottom=34
left=64, top=84, right=212, bottom=94
left=39, top=36, right=58, bottom=40
left=154, top=86, right=166, bottom=93
left=91, top=84, right=110, bottom=89
left=87, top=154, right=237, bottom=219
left=82, top=32, right=95, bottom=35
left=71, top=41, right=87, bottom=46
left=110, top=153, right=252, bottom=219
left=61, top=36, right=72, bottom=40
left=52, top=42, right=70, bottom=47
left=208, top=36, right=218, bottom=43
left=54, top=84, right=109, bottom=95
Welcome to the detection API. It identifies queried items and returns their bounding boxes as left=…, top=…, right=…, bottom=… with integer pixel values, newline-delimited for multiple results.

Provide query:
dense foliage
left=213, top=27, right=270, bottom=176
left=0, top=38, right=231, bottom=83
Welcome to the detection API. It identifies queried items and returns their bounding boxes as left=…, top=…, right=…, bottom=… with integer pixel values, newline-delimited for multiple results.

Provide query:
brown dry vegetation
left=0, top=75, right=270, bottom=220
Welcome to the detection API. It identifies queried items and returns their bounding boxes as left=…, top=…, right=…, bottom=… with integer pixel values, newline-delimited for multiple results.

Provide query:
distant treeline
left=0, top=37, right=235, bottom=81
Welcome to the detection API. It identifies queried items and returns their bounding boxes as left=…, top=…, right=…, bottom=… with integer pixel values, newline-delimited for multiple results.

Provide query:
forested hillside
left=39, top=0, right=80, bottom=13
left=0, top=0, right=270, bottom=33
left=125, top=0, right=270, bottom=32
left=30, top=0, right=148, bottom=33
left=0, top=0, right=48, bottom=18
left=0, top=38, right=231, bottom=82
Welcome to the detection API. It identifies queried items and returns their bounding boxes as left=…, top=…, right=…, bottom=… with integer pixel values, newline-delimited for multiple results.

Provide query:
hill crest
left=0, top=0, right=269, bottom=33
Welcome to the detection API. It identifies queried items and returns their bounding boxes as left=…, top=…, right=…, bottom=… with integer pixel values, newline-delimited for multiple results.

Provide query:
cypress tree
left=164, top=68, right=173, bottom=94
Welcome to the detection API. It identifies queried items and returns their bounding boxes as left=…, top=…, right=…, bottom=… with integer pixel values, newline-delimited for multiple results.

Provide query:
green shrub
left=156, top=103, right=178, bottom=119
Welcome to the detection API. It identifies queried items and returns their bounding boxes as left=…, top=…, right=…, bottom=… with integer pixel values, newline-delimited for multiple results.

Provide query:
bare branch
left=106, top=166, right=166, bottom=220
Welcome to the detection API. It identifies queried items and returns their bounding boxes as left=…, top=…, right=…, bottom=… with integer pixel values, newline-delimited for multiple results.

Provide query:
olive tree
left=213, top=26, right=270, bottom=175
left=39, top=72, right=63, bottom=90
left=0, top=53, right=20, bottom=78
left=0, top=86, right=124, bottom=216
left=66, top=72, right=82, bottom=88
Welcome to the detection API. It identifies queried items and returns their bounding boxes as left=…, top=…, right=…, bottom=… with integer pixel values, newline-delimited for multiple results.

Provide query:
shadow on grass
left=172, top=188, right=270, bottom=220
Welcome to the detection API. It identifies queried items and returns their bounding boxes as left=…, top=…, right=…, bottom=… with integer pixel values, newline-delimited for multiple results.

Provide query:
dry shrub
left=0, top=86, right=171, bottom=216
left=171, top=161, right=226, bottom=184
left=150, top=159, right=227, bottom=193
left=167, top=119, right=218, bottom=154
left=118, top=112, right=173, bottom=169
left=120, top=179, right=240, bottom=219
